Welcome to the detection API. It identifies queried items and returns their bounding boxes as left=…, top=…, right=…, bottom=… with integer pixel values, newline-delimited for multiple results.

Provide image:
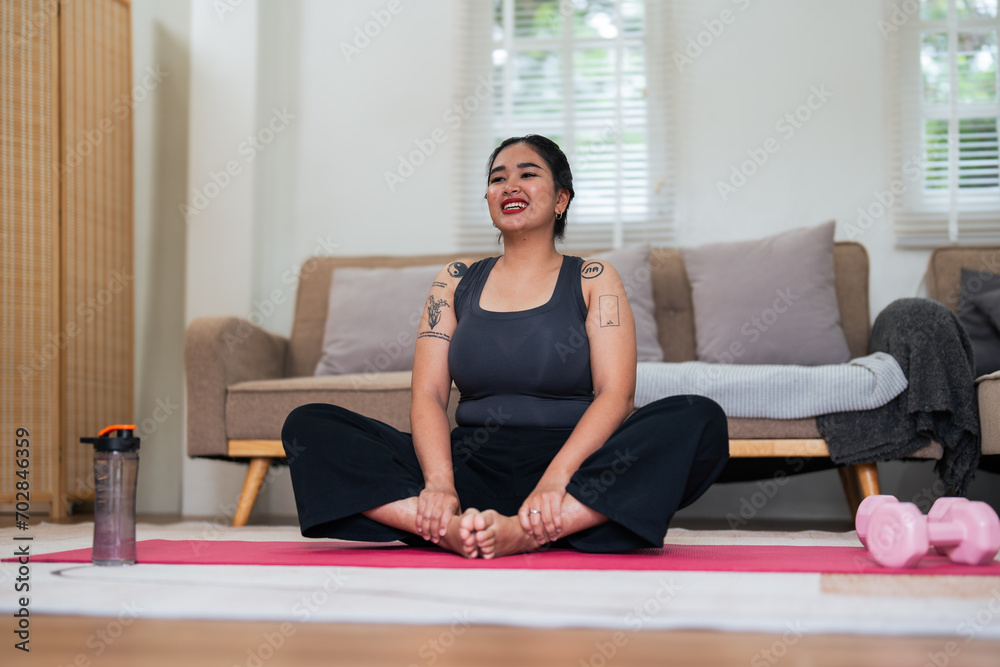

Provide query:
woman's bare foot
left=436, top=508, right=481, bottom=559
left=472, top=510, right=540, bottom=559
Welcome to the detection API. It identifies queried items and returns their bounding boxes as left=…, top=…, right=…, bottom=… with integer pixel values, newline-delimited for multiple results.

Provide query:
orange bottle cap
left=98, top=424, right=137, bottom=437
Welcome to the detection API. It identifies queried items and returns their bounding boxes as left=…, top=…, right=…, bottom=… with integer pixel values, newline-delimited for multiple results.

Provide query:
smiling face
left=486, top=143, right=570, bottom=241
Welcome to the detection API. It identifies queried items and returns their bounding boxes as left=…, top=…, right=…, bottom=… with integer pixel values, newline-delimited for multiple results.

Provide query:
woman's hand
left=518, top=482, right=568, bottom=545
left=416, top=485, right=461, bottom=543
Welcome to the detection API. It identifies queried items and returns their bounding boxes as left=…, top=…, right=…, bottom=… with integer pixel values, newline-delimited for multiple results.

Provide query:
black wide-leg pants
left=281, top=395, right=729, bottom=553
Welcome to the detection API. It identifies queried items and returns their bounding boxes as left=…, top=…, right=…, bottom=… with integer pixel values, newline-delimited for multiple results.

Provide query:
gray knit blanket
left=817, top=298, right=981, bottom=495
left=634, top=352, right=907, bottom=419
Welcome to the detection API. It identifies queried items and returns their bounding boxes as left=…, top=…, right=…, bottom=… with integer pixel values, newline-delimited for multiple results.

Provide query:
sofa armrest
left=184, top=316, right=289, bottom=457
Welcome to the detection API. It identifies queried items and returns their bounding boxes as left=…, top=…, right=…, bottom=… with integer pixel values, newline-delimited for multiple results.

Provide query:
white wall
left=130, top=0, right=997, bottom=520
left=132, top=0, right=190, bottom=514
left=180, top=0, right=265, bottom=518
left=665, top=0, right=998, bottom=521
left=672, top=0, right=930, bottom=317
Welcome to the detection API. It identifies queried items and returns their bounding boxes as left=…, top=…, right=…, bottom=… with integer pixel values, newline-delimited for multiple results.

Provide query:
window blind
left=886, top=0, right=1000, bottom=246
left=453, top=0, right=676, bottom=251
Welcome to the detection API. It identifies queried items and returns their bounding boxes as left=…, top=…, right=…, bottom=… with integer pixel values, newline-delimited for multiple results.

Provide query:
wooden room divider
left=1, top=0, right=133, bottom=517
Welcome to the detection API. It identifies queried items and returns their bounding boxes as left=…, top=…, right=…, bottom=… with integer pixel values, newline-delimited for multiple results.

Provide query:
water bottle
left=80, top=425, right=140, bottom=566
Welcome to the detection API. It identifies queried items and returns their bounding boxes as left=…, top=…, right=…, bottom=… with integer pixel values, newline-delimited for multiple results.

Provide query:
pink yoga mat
left=21, top=540, right=1000, bottom=575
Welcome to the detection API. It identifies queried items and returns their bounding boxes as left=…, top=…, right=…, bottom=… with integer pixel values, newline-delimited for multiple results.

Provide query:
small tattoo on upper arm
left=582, top=261, right=604, bottom=279
left=426, top=295, right=450, bottom=329
left=418, top=331, right=451, bottom=342
left=447, top=262, right=468, bottom=278
left=431, top=281, right=448, bottom=289
left=599, top=294, right=620, bottom=327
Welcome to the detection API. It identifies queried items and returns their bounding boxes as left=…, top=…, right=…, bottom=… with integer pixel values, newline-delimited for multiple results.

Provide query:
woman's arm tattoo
left=426, top=295, right=450, bottom=329
left=598, top=294, right=620, bottom=327
left=418, top=331, right=451, bottom=342
left=581, top=261, right=604, bottom=279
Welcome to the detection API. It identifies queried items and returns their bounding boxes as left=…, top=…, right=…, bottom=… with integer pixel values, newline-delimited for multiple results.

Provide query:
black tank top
left=449, top=255, right=594, bottom=428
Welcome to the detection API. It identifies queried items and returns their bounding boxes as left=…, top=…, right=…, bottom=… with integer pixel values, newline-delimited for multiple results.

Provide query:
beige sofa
left=185, top=243, right=900, bottom=525
left=925, top=247, right=1000, bottom=464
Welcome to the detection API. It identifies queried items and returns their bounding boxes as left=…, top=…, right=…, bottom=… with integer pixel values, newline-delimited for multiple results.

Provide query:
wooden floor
left=20, top=617, right=1000, bottom=667
left=17, top=513, right=1000, bottom=666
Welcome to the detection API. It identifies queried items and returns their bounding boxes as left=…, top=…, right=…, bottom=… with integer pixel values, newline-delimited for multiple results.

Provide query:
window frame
left=886, top=0, right=1000, bottom=247
left=453, top=0, right=676, bottom=251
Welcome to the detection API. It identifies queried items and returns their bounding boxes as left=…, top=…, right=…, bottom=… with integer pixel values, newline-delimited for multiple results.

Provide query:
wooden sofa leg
left=837, top=466, right=863, bottom=517
left=233, top=457, right=272, bottom=527
left=854, top=462, right=881, bottom=499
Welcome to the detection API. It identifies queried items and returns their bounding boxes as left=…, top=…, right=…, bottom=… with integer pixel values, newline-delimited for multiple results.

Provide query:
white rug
left=3, top=522, right=999, bottom=638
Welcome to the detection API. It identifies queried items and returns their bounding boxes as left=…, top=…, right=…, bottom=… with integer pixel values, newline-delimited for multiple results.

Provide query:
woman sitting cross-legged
left=282, top=134, right=730, bottom=558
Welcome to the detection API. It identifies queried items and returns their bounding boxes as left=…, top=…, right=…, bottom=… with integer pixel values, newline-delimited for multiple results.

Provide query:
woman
left=282, top=135, right=729, bottom=558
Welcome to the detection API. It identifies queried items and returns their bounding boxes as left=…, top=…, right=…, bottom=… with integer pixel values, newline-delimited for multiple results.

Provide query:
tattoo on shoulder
left=581, top=261, right=604, bottom=279
left=431, top=281, right=448, bottom=289
left=447, top=261, right=468, bottom=278
left=598, top=294, right=620, bottom=327
left=426, top=295, right=450, bottom=329
left=418, top=331, right=451, bottom=342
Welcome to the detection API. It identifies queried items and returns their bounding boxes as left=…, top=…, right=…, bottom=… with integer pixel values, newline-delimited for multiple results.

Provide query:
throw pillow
left=314, top=264, right=442, bottom=376
left=958, top=267, right=1000, bottom=377
left=592, top=245, right=663, bottom=362
left=680, top=220, right=851, bottom=366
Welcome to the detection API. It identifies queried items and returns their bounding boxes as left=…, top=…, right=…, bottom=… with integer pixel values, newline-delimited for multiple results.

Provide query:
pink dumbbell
left=855, top=495, right=898, bottom=548
left=855, top=495, right=971, bottom=549
left=927, top=497, right=971, bottom=555
left=865, top=500, right=1000, bottom=568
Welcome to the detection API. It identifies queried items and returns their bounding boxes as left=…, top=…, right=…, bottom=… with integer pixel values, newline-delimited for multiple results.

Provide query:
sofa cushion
left=925, top=246, right=1000, bottom=310
left=289, top=253, right=491, bottom=378
left=978, top=370, right=1000, bottom=456
left=681, top=221, right=851, bottom=366
left=958, top=267, right=1000, bottom=377
left=225, top=370, right=948, bottom=458
left=727, top=417, right=819, bottom=439
left=314, top=263, right=442, bottom=375
left=226, top=373, right=460, bottom=440
left=592, top=245, right=663, bottom=362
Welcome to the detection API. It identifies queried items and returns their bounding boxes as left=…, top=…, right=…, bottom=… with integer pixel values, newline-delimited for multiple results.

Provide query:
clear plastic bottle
left=81, top=425, right=140, bottom=566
